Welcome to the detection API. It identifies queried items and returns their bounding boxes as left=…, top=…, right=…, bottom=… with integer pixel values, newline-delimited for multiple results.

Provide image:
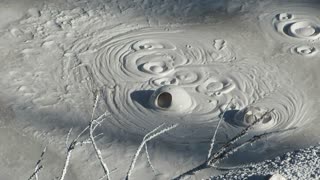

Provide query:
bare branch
left=28, top=90, right=112, bottom=180
left=144, top=123, right=165, bottom=141
left=208, top=98, right=233, bottom=159
left=97, top=168, right=117, bottom=180
left=87, top=91, right=111, bottom=180
left=35, top=146, right=47, bottom=180
left=98, top=174, right=108, bottom=180
left=125, top=123, right=178, bottom=180
left=213, top=127, right=297, bottom=165
left=59, top=142, right=75, bottom=180
left=172, top=163, right=207, bottom=180
left=27, top=146, right=47, bottom=180
left=211, top=164, right=256, bottom=171
left=91, top=90, right=100, bottom=121
left=206, top=109, right=274, bottom=166
left=79, top=133, right=104, bottom=146
left=90, top=119, right=111, bottom=180
left=74, top=126, right=90, bottom=143
left=145, top=142, right=157, bottom=175
left=66, top=129, right=73, bottom=149
left=59, top=112, right=107, bottom=180
left=59, top=128, right=77, bottom=180
left=27, top=165, right=43, bottom=180
left=173, top=109, right=275, bottom=180
left=144, top=124, right=179, bottom=142
left=59, top=124, right=93, bottom=180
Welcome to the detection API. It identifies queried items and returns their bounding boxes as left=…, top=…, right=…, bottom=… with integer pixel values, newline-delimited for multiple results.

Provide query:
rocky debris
left=211, top=144, right=320, bottom=180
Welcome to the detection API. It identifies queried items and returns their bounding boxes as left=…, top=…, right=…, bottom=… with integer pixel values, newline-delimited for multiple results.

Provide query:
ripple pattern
left=149, top=67, right=205, bottom=88
left=65, top=28, right=313, bottom=143
left=102, top=58, right=308, bottom=142
left=228, top=87, right=310, bottom=132
left=84, top=29, right=236, bottom=85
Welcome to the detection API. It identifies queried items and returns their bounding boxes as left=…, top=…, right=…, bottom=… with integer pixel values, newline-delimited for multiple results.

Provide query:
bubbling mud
left=233, top=106, right=273, bottom=128
left=150, top=67, right=205, bottom=88
left=3, top=3, right=320, bottom=179
left=277, top=13, right=294, bottom=22
left=102, top=63, right=307, bottom=143
left=259, top=6, right=320, bottom=43
left=66, top=27, right=313, bottom=143
left=273, top=13, right=320, bottom=40
left=291, top=45, right=318, bottom=57
left=288, top=21, right=319, bottom=40
left=259, top=7, right=320, bottom=60
left=229, top=87, right=309, bottom=131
